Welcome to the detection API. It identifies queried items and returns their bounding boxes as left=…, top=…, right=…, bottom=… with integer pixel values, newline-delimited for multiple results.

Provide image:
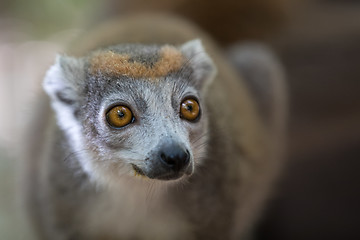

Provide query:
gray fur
left=23, top=15, right=287, bottom=240
left=42, top=39, right=214, bottom=186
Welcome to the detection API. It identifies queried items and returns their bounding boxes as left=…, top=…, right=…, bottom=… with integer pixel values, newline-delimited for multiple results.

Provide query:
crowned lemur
left=23, top=15, right=287, bottom=240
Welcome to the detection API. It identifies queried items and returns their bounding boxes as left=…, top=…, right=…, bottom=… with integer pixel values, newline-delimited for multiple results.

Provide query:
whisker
left=63, top=148, right=90, bottom=163
left=191, top=131, right=210, bottom=145
left=146, top=181, right=156, bottom=202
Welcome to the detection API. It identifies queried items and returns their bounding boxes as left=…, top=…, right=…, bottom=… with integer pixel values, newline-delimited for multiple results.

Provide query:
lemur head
left=44, top=39, right=216, bottom=185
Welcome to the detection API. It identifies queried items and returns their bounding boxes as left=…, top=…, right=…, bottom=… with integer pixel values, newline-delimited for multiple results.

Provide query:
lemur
left=23, top=15, right=287, bottom=240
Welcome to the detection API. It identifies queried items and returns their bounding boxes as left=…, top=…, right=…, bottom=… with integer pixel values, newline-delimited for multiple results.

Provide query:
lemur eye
left=180, top=98, right=200, bottom=121
left=106, top=106, right=134, bottom=128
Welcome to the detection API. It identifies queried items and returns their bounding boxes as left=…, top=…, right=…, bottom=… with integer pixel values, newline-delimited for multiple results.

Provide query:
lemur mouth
left=153, top=172, right=184, bottom=181
left=131, top=163, right=193, bottom=180
left=131, top=164, right=146, bottom=177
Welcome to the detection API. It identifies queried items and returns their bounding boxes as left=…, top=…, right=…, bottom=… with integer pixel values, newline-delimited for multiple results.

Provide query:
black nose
left=159, top=145, right=190, bottom=172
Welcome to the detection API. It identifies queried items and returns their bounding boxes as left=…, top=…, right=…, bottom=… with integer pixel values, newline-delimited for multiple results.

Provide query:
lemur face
left=44, top=40, right=216, bottom=185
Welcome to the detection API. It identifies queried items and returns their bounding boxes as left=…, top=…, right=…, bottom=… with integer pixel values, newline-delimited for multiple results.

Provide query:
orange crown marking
left=89, top=45, right=184, bottom=79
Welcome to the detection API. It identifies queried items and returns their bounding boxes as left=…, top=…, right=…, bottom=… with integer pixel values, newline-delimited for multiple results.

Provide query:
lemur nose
left=159, top=145, right=190, bottom=172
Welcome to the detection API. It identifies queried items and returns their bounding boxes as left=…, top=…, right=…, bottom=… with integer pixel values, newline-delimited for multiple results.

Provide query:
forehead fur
left=89, top=45, right=184, bottom=80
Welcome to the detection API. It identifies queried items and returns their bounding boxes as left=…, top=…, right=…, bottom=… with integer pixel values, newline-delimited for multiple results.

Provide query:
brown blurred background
left=1, top=0, right=359, bottom=239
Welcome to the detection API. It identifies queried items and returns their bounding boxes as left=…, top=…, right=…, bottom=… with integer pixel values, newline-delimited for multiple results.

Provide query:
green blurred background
left=0, top=0, right=97, bottom=36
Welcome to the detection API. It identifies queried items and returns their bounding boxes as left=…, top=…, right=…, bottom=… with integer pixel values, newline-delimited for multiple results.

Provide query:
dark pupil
left=117, top=110, right=125, bottom=118
left=186, top=104, right=193, bottom=112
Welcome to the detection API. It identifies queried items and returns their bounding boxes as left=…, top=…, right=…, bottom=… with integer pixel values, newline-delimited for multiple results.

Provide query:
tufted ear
left=43, top=55, right=86, bottom=106
left=180, top=39, right=217, bottom=90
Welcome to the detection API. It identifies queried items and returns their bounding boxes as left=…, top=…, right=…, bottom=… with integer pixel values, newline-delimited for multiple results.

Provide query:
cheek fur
left=102, top=132, right=131, bottom=150
left=188, top=120, right=209, bottom=159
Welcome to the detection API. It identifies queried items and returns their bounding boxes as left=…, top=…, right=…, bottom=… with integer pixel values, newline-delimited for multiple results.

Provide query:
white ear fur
left=180, top=39, right=217, bottom=89
left=43, top=55, right=95, bottom=177
left=43, top=55, right=85, bottom=105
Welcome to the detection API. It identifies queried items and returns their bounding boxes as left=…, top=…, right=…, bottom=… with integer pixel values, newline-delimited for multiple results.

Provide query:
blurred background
left=0, top=0, right=359, bottom=239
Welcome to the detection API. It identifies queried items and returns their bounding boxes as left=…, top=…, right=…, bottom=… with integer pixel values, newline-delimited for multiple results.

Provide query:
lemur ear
left=43, top=55, right=85, bottom=106
left=180, top=39, right=217, bottom=90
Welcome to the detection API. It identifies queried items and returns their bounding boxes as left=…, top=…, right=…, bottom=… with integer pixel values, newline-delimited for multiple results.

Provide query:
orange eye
left=106, top=106, right=134, bottom=128
left=180, top=98, right=200, bottom=121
